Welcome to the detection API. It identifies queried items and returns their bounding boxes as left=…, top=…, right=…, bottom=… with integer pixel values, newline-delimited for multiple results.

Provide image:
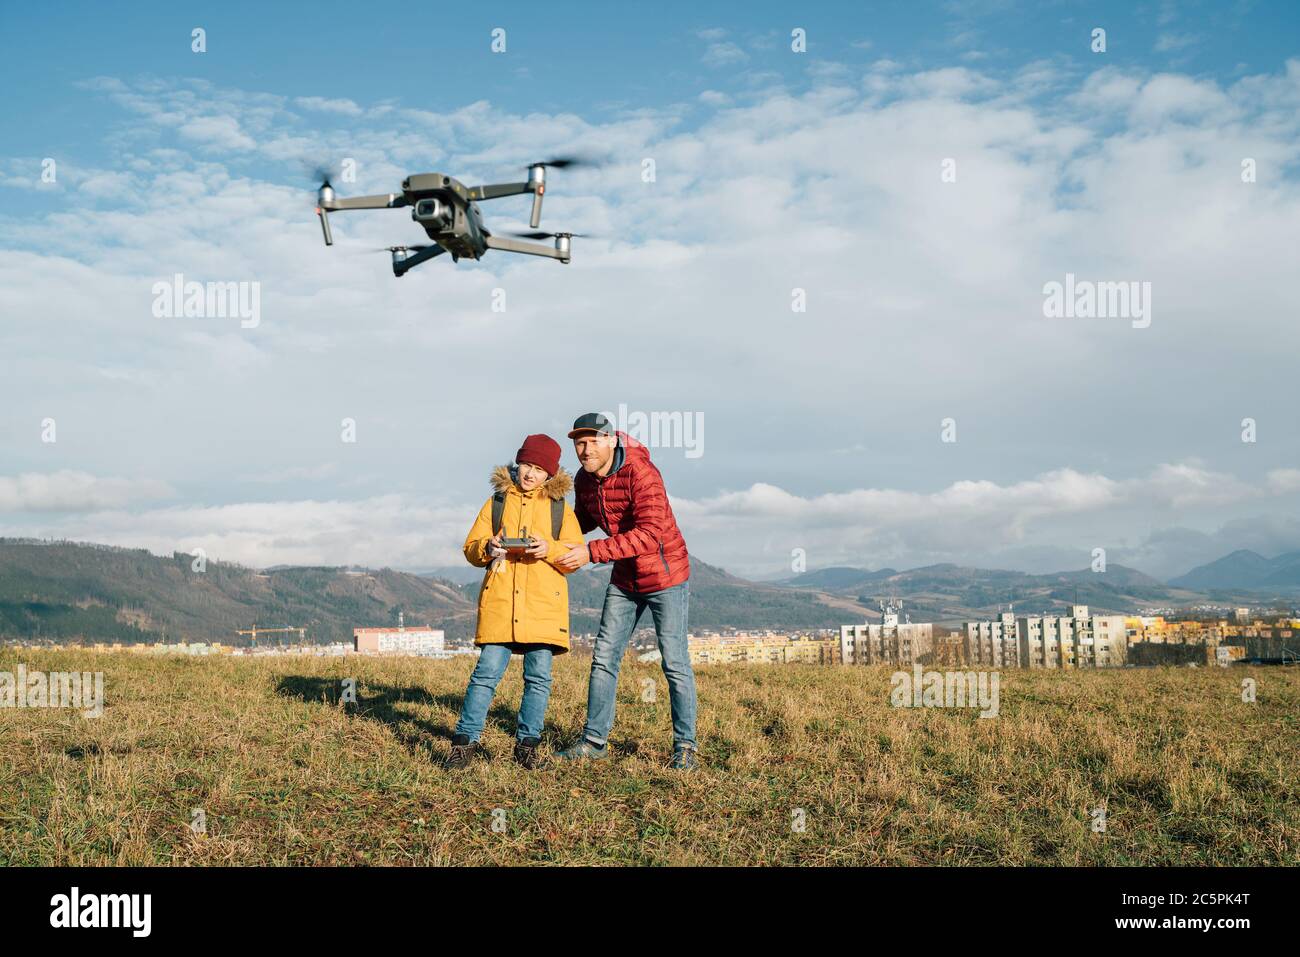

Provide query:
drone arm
left=317, top=206, right=334, bottom=246
left=393, top=243, right=446, bottom=278
left=484, top=234, right=569, bottom=263
left=316, top=192, right=407, bottom=247
left=467, top=181, right=532, bottom=202
left=471, top=166, right=547, bottom=225
left=323, top=192, right=408, bottom=210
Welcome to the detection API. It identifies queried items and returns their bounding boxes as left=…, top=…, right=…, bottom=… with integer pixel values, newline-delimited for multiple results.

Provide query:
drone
left=313, top=158, right=592, bottom=277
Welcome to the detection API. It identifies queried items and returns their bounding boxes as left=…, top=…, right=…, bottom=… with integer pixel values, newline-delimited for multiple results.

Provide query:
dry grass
left=0, top=649, right=1296, bottom=865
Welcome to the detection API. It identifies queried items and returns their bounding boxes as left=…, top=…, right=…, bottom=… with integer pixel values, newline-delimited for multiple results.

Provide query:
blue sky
left=2, top=0, right=1300, bottom=581
left=2, top=0, right=1291, bottom=215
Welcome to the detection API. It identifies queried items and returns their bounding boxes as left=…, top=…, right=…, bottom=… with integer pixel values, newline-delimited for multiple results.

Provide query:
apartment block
left=1017, top=605, right=1127, bottom=669
left=840, top=604, right=933, bottom=666
left=965, top=611, right=1021, bottom=667
left=964, top=605, right=1127, bottom=669
left=353, top=626, right=445, bottom=657
left=688, top=634, right=839, bottom=665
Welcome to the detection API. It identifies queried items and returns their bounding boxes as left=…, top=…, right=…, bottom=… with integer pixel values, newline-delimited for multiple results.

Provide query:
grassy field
left=0, top=648, right=1296, bottom=866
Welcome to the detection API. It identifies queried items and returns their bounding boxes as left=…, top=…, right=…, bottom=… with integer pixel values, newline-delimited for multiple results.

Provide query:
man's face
left=573, top=432, right=615, bottom=474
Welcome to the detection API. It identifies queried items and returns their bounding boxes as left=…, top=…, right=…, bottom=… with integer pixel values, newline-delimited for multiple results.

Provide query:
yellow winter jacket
left=463, top=465, right=584, bottom=654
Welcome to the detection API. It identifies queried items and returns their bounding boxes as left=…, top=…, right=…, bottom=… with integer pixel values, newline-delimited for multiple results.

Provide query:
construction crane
left=235, top=625, right=306, bottom=648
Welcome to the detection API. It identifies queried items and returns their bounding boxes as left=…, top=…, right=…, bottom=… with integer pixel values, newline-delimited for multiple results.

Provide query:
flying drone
left=312, top=158, right=593, bottom=277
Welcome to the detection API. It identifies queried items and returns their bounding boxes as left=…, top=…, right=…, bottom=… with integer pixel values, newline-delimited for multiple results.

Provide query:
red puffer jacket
left=574, top=432, right=690, bottom=594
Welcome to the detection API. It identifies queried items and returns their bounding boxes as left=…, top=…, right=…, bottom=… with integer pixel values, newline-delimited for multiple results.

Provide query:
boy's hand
left=486, top=531, right=506, bottom=560
left=525, top=536, right=548, bottom=559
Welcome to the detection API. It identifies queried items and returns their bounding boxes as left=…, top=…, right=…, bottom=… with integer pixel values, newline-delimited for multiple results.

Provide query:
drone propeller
left=505, top=230, right=591, bottom=240
left=530, top=156, right=600, bottom=170
left=520, top=156, right=603, bottom=227
left=301, top=158, right=343, bottom=185
left=304, top=160, right=344, bottom=247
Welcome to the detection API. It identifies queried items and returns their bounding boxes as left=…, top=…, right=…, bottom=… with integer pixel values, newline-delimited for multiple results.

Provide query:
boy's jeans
left=454, top=643, right=554, bottom=742
left=583, top=580, right=696, bottom=750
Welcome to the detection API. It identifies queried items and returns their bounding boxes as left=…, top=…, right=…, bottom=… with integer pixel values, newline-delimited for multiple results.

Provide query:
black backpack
left=491, top=490, right=564, bottom=540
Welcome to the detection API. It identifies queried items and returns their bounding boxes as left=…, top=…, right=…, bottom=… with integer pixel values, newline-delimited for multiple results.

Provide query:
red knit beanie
left=516, top=433, right=561, bottom=477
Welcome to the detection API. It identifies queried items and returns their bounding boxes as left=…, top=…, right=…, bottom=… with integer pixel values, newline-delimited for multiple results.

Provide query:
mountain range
left=1, top=539, right=1296, bottom=647
left=1167, top=549, right=1300, bottom=592
left=0, top=539, right=858, bottom=646
left=775, top=561, right=1209, bottom=621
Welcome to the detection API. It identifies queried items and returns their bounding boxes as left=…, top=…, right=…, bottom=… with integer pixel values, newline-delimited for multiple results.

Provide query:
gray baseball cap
left=567, top=412, right=614, bottom=438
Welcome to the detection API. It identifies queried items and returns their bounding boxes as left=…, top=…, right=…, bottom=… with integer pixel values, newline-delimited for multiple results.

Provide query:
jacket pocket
left=659, top=542, right=670, bottom=575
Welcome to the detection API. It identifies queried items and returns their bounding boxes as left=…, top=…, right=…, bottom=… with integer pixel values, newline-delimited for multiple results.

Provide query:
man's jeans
left=583, top=580, right=696, bottom=750
left=454, top=643, right=554, bottom=742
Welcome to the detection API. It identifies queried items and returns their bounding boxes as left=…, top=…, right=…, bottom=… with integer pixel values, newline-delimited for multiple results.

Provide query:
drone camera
left=413, top=197, right=453, bottom=229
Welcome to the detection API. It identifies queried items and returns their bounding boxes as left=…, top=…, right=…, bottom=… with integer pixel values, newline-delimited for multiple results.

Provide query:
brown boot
left=445, top=735, right=490, bottom=769
left=513, top=737, right=547, bottom=770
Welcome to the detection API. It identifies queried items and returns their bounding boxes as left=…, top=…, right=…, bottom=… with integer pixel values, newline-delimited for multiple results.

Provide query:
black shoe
left=445, top=734, right=489, bottom=769
left=513, top=737, right=546, bottom=770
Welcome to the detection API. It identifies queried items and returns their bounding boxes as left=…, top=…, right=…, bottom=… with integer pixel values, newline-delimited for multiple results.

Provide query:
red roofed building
left=353, top=626, right=445, bottom=656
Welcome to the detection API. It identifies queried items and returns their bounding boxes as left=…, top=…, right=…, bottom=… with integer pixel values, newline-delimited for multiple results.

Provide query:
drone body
left=314, top=161, right=584, bottom=277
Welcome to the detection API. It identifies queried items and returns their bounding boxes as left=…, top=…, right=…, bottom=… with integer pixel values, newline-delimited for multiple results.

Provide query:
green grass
left=0, top=649, right=1296, bottom=865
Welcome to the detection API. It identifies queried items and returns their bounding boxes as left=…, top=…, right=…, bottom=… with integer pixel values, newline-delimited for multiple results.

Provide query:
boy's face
left=573, top=433, right=615, bottom=473
left=517, top=461, right=548, bottom=491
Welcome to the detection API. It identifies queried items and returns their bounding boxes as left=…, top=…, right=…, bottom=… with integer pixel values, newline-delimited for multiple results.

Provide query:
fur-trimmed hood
left=490, top=464, right=573, bottom=500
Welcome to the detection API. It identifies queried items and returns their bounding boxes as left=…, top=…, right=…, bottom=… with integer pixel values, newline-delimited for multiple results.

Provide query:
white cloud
left=294, top=96, right=363, bottom=116
left=0, top=472, right=175, bottom=512
left=1, top=462, right=1285, bottom=579
left=178, top=115, right=257, bottom=151
left=1266, top=470, right=1300, bottom=494
left=5, top=60, right=1300, bottom=579
left=1155, top=33, right=1200, bottom=53
left=702, top=42, right=748, bottom=68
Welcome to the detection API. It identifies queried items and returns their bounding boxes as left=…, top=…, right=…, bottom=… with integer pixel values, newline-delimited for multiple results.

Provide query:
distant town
left=8, top=599, right=1298, bottom=668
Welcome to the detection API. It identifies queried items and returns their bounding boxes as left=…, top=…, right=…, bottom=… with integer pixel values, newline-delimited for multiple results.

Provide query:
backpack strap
left=491, top=491, right=506, bottom=536
left=551, top=497, right=564, bottom=539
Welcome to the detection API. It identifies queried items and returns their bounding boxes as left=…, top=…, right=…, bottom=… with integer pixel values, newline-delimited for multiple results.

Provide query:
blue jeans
left=454, top=643, right=554, bottom=742
left=584, top=580, right=696, bottom=750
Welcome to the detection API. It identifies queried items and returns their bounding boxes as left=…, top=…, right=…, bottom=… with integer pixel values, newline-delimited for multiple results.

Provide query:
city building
left=964, top=605, right=1127, bottom=669
left=353, top=625, right=446, bottom=657
left=687, top=633, right=839, bottom=665
left=840, top=600, right=933, bottom=666
left=1016, top=606, right=1127, bottom=668
left=965, top=610, right=1021, bottom=667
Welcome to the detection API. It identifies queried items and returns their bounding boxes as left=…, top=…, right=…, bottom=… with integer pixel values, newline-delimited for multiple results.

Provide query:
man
left=554, top=412, right=698, bottom=770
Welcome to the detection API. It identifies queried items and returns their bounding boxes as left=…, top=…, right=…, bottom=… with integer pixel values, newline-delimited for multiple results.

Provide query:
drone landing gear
left=391, top=244, right=446, bottom=278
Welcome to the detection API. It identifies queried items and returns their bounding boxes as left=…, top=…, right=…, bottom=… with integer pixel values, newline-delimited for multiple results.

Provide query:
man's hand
left=555, top=543, right=591, bottom=572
